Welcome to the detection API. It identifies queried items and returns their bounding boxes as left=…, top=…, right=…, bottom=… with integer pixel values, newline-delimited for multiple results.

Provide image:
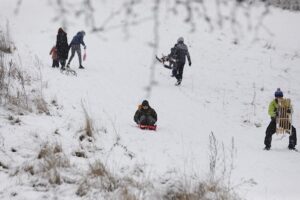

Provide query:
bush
left=0, top=21, right=49, bottom=114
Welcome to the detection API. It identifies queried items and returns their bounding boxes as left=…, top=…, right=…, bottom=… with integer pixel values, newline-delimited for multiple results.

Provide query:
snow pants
left=139, top=115, right=156, bottom=126
left=174, top=62, right=185, bottom=81
left=52, top=59, right=59, bottom=68
left=67, top=44, right=82, bottom=66
left=264, top=118, right=297, bottom=148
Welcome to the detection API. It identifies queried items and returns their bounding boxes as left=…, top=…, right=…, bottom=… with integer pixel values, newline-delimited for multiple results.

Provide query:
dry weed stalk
left=81, top=102, right=95, bottom=137
left=0, top=23, right=49, bottom=114
left=34, top=143, right=70, bottom=185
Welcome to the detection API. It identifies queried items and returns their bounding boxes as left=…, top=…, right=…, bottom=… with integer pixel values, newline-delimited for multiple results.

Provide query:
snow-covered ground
left=0, top=1, right=300, bottom=199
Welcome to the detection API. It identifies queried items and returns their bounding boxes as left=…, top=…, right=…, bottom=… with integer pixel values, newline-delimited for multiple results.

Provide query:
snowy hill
left=0, top=1, right=300, bottom=200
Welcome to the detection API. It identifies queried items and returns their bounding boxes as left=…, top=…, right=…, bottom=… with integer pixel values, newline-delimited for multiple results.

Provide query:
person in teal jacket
left=66, top=31, right=86, bottom=69
left=264, top=88, right=297, bottom=150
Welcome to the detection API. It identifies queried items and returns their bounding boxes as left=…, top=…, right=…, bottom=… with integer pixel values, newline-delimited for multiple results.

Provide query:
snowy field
left=0, top=1, right=300, bottom=199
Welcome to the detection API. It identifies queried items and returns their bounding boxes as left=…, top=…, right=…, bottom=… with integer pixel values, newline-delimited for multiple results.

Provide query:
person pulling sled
left=67, top=31, right=87, bottom=69
left=156, top=37, right=192, bottom=85
left=134, top=100, right=157, bottom=130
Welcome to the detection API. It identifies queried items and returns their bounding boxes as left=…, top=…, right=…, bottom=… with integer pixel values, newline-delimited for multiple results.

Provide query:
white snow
left=0, top=1, right=300, bottom=200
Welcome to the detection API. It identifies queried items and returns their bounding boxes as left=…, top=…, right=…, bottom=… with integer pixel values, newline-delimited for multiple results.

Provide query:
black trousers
left=139, top=115, right=156, bottom=126
left=264, top=118, right=297, bottom=148
left=59, top=59, right=66, bottom=68
left=52, top=60, right=59, bottom=68
left=173, top=62, right=185, bottom=81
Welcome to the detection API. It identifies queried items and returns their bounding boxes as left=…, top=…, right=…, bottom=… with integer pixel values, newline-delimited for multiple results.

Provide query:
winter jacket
left=49, top=46, right=58, bottom=60
left=268, top=99, right=278, bottom=118
left=134, top=105, right=157, bottom=124
left=56, top=29, right=69, bottom=60
left=268, top=98, right=293, bottom=118
left=70, top=32, right=86, bottom=47
left=172, top=42, right=191, bottom=64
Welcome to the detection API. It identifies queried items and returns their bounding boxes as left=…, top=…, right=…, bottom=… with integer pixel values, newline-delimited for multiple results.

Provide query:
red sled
left=139, top=124, right=157, bottom=131
left=83, top=50, right=87, bottom=61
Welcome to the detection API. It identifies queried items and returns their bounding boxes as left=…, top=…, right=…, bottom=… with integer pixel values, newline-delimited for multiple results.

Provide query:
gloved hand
left=287, top=108, right=291, bottom=114
left=189, top=61, right=191, bottom=66
left=84, top=45, right=87, bottom=50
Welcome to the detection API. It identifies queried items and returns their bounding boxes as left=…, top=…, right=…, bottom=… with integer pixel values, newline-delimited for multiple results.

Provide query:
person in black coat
left=134, top=100, right=157, bottom=126
left=171, top=37, right=192, bottom=85
left=56, top=27, right=69, bottom=69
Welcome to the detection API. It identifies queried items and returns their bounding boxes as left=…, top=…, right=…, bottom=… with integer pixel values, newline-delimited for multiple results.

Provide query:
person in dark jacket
left=67, top=31, right=86, bottom=69
left=264, top=88, right=297, bottom=150
left=56, top=28, right=69, bottom=69
left=171, top=37, right=192, bottom=85
left=134, top=100, right=157, bottom=126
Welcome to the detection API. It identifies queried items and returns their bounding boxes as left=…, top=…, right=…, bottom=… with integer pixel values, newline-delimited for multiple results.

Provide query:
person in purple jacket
left=66, top=31, right=86, bottom=69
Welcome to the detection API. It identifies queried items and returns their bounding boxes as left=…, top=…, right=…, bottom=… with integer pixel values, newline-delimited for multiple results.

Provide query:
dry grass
left=76, top=160, right=153, bottom=198
left=74, top=132, right=251, bottom=199
left=0, top=21, right=49, bottom=115
left=77, top=160, right=117, bottom=195
left=19, top=143, right=69, bottom=186
left=33, top=96, right=49, bottom=115
left=9, top=142, right=70, bottom=189
left=0, top=21, right=14, bottom=54
left=161, top=132, right=256, bottom=200
left=81, top=102, right=95, bottom=137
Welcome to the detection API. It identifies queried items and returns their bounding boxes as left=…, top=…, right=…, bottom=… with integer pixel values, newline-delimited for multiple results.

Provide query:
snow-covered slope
left=0, top=1, right=300, bottom=200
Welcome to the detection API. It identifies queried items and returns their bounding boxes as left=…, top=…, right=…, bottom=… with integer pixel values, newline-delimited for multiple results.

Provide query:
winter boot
left=79, top=65, right=84, bottom=69
left=288, top=145, right=296, bottom=150
left=264, top=146, right=270, bottom=151
left=175, top=79, right=182, bottom=86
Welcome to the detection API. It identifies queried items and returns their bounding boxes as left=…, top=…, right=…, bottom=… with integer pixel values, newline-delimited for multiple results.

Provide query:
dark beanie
left=274, top=88, right=283, bottom=98
left=142, top=100, right=149, bottom=106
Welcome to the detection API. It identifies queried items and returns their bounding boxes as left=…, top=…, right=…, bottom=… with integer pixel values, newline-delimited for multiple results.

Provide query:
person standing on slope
left=49, top=45, right=59, bottom=68
left=67, top=31, right=86, bottom=69
left=171, top=37, right=192, bottom=85
left=264, top=88, right=297, bottom=150
left=56, top=28, right=69, bottom=69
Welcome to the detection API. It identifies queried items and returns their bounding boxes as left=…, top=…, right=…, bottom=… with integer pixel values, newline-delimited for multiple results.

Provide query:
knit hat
left=177, top=37, right=184, bottom=43
left=274, top=88, right=283, bottom=98
left=142, top=100, right=149, bottom=106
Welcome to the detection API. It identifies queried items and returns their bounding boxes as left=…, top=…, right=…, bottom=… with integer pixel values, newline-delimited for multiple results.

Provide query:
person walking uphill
left=171, top=37, right=191, bottom=86
left=56, top=28, right=69, bottom=69
left=134, top=100, right=157, bottom=126
left=67, top=31, right=86, bottom=69
left=264, top=88, right=297, bottom=150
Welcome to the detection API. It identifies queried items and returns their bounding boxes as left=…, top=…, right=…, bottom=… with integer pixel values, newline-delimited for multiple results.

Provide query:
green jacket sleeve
left=268, top=100, right=277, bottom=117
